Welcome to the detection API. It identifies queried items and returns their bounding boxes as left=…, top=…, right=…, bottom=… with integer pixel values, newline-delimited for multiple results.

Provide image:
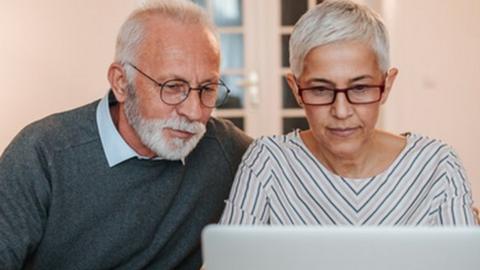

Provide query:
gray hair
left=114, top=0, right=218, bottom=83
left=289, top=0, right=390, bottom=77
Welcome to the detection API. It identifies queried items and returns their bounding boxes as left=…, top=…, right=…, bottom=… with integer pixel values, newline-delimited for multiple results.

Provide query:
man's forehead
left=137, top=37, right=219, bottom=64
left=143, top=15, right=214, bottom=38
left=141, top=18, right=218, bottom=49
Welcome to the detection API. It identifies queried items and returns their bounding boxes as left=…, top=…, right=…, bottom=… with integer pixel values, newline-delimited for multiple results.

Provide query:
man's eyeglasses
left=296, top=81, right=385, bottom=106
left=126, top=62, right=230, bottom=108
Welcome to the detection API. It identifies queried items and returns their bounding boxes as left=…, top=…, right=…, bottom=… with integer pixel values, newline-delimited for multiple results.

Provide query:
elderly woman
left=220, top=0, right=477, bottom=225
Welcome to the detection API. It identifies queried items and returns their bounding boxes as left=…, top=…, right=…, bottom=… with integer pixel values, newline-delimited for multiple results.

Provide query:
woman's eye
left=350, top=85, right=374, bottom=94
left=352, top=85, right=368, bottom=91
left=311, top=86, right=330, bottom=92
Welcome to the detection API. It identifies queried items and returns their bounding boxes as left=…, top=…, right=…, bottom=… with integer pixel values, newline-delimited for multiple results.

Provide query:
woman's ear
left=107, top=62, right=129, bottom=103
left=285, top=73, right=304, bottom=108
left=380, top=67, right=399, bottom=104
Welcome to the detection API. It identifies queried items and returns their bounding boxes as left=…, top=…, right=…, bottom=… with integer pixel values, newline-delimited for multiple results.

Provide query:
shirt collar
left=96, top=91, right=163, bottom=167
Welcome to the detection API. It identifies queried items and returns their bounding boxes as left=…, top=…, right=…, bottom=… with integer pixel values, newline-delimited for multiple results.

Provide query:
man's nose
left=176, top=90, right=204, bottom=122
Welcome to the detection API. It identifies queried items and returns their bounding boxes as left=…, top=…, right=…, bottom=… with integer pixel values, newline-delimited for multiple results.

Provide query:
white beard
left=124, top=85, right=206, bottom=161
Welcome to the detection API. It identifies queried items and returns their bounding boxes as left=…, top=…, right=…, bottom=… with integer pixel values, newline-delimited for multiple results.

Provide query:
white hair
left=289, top=0, right=390, bottom=77
left=114, top=0, right=218, bottom=83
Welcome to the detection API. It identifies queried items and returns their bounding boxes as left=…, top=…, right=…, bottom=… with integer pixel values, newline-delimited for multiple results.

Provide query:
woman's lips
left=327, top=127, right=359, bottom=137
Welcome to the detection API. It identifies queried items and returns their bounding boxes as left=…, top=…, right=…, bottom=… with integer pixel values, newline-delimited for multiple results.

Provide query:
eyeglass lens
left=160, top=80, right=229, bottom=108
left=301, top=86, right=382, bottom=105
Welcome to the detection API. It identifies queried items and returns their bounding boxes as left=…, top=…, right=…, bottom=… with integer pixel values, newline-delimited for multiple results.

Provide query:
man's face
left=124, top=83, right=207, bottom=161
left=123, top=17, right=220, bottom=159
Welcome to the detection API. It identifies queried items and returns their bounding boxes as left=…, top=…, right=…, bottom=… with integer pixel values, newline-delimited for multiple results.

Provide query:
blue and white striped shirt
left=220, top=131, right=477, bottom=225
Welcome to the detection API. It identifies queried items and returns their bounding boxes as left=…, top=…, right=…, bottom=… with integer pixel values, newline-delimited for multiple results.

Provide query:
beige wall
left=0, top=0, right=136, bottom=149
left=382, top=0, right=480, bottom=204
left=1, top=0, right=479, bottom=204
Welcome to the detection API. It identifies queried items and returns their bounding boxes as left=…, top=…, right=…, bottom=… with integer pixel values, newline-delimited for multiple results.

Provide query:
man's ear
left=108, top=63, right=129, bottom=103
left=380, top=67, right=399, bottom=105
left=285, top=73, right=304, bottom=108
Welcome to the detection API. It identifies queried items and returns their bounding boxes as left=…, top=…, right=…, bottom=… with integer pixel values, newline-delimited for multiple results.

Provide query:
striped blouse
left=220, top=131, right=477, bottom=225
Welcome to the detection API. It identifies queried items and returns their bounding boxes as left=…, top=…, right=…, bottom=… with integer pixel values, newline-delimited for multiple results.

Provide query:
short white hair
left=289, top=0, right=390, bottom=77
left=114, top=0, right=218, bottom=82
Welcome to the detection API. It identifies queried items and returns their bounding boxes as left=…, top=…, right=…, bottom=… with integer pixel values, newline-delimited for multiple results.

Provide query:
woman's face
left=287, top=40, right=398, bottom=158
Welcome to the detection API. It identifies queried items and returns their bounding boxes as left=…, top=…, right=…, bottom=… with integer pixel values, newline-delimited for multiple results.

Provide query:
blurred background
left=1, top=0, right=479, bottom=203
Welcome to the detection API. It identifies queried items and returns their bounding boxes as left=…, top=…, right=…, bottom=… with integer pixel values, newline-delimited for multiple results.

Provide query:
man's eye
left=165, top=83, right=185, bottom=90
left=202, top=85, right=218, bottom=92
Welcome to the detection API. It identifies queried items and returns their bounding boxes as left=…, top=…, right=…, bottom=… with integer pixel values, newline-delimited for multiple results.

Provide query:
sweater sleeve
left=0, top=128, right=51, bottom=269
left=429, top=149, right=477, bottom=225
left=220, top=140, right=271, bottom=225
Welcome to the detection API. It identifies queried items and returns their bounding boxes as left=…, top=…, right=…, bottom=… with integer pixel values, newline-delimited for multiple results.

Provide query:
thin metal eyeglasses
left=295, top=80, right=385, bottom=106
left=126, top=62, right=230, bottom=108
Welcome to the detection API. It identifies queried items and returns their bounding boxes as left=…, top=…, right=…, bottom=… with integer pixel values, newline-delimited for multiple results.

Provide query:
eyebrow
left=307, top=75, right=375, bottom=85
left=158, top=74, right=220, bottom=85
left=349, top=75, right=375, bottom=83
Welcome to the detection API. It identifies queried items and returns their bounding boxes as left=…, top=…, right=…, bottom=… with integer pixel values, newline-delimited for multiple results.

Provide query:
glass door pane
left=281, top=0, right=308, bottom=26
left=213, top=0, right=243, bottom=26
left=282, top=78, right=299, bottom=108
left=283, top=117, right=309, bottom=134
left=220, top=33, right=245, bottom=69
left=280, top=0, right=319, bottom=134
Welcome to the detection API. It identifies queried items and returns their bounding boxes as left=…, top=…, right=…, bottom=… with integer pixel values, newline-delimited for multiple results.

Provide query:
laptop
left=202, top=225, right=480, bottom=270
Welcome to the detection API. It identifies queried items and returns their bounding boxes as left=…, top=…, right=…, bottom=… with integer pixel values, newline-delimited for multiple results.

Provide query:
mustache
left=140, top=116, right=206, bottom=135
left=161, top=117, right=206, bottom=134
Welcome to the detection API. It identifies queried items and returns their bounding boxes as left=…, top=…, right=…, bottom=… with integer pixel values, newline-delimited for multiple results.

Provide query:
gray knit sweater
left=0, top=100, right=252, bottom=270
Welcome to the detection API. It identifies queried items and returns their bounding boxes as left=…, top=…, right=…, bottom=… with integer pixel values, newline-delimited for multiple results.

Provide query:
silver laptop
left=202, top=225, right=480, bottom=270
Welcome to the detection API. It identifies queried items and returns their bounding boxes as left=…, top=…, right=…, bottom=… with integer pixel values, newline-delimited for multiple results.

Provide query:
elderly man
left=0, top=0, right=251, bottom=269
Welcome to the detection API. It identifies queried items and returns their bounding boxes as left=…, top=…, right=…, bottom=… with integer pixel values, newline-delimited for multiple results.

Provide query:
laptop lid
left=202, top=225, right=480, bottom=270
